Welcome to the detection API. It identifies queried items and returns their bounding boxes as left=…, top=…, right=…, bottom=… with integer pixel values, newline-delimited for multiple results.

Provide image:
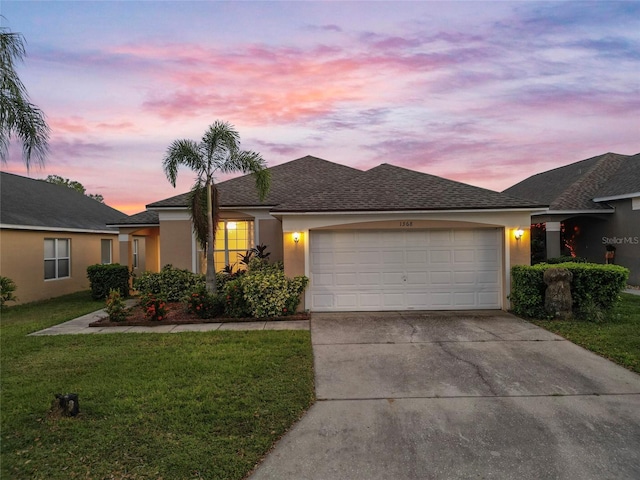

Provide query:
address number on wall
left=400, top=221, right=413, bottom=227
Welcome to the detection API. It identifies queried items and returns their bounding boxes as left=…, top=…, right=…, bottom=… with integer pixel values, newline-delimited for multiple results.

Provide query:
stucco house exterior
left=504, top=152, right=640, bottom=285
left=111, top=155, right=544, bottom=311
left=0, top=172, right=124, bottom=304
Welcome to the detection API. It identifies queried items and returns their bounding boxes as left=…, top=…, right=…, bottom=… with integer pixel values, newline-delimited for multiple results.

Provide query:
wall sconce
left=292, top=232, right=301, bottom=244
left=514, top=228, right=524, bottom=241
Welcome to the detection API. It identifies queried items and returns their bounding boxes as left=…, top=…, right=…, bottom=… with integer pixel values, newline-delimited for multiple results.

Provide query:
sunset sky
left=2, top=1, right=639, bottom=215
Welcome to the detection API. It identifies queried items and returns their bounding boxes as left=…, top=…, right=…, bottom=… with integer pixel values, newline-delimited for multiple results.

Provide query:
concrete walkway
left=250, top=310, right=640, bottom=480
left=29, top=302, right=309, bottom=336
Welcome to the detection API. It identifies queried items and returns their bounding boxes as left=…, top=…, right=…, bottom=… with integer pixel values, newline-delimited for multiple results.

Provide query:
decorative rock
left=543, top=268, right=573, bottom=319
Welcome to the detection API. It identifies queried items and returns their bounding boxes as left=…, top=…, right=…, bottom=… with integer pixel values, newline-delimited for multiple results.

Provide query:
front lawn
left=531, top=292, right=640, bottom=373
left=1, top=292, right=315, bottom=479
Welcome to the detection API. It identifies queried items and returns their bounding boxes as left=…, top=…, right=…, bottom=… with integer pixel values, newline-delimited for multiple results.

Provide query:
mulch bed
left=89, top=302, right=311, bottom=327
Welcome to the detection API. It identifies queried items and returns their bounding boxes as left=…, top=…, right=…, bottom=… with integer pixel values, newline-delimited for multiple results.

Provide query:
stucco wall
left=0, top=229, right=119, bottom=304
left=258, top=218, right=283, bottom=263
left=159, top=220, right=193, bottom=270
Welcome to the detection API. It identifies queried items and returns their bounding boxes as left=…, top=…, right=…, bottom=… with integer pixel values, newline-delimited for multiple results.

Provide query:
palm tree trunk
left=206, top=181, right=217, bottom=294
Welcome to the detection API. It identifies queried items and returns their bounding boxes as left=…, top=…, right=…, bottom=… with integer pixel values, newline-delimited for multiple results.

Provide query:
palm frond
left=0, top=28, right=49, bottom=169
left=203, top=120, right=241, bottom=172
left=220, top=150, right=271, bottom=202
left=162, top=139, right=202, bottom=186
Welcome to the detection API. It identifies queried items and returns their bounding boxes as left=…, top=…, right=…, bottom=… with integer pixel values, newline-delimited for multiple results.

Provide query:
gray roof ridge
left=552, top=152, right=628, bottom=209
left=367, top=162, right=533, bottom=200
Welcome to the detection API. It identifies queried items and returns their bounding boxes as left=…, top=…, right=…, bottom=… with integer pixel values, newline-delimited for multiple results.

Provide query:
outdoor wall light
left=292, top=232, right=301, bottom=243
left=514, top=228, right=524, bottom=240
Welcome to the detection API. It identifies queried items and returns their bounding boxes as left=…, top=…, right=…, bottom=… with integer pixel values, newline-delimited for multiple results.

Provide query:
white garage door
left=309, top=229, right=501, bottom=311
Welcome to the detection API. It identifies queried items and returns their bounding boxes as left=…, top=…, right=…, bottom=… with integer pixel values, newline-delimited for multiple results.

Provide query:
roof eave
left=107, top=223, right=159, bottom=228
left=148, top=204, right=276, bottom=211
left=592, top=192, right=640, bottom=203
left=532, top=209, right=615, bottom=216
left=0, top=223, right=119, bottom=234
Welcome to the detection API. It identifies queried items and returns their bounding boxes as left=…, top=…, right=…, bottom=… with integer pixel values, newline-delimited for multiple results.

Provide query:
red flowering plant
left=140, top=292, right=167, bottom=321
left=185, top=286, right=224, bottom=319
left=223, top=278, right=251, bottom=318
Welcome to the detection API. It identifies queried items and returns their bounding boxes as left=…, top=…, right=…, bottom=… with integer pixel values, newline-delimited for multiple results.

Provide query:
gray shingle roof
left=503, top=152, right=640, bottom=211
left=147, top=155, right=362, bottom=209
left=273, top=163, right=545, bottom=212
left=0, top=172, right=124, bottom=231
left=594, top=153, right=640, bottom=198
left=109, top=210, right=159, bottom=226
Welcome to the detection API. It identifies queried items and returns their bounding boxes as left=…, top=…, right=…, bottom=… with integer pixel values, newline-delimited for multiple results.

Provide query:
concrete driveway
left=250, top=311, right=640, bottom=480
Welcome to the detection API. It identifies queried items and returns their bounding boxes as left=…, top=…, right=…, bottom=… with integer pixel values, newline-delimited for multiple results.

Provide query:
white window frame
left=133, top=239, right=139, bottom=269
left=44, top=238, right=71, bottom=280
left=214, top=220, right=254, bottom=267
left=101, top=239, right=113, bottom=264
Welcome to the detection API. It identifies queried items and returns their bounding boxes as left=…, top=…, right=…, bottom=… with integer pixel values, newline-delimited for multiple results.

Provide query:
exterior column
left=118, top=234, right=131, bottom=269
left=546, top=222, right=561, bottom=259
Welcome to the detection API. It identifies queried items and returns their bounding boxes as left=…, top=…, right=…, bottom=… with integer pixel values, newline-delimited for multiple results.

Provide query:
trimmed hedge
left=87, top=264, right=130, bottom=300
left=510, top=262, right=629, bottom=319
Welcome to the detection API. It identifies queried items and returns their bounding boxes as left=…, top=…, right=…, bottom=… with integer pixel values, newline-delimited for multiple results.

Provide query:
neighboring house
left=0, top=172, right=124, bottom=304
left=504, top=152, right=640, bottom=284
left=111, top=155, right=544, bottom=312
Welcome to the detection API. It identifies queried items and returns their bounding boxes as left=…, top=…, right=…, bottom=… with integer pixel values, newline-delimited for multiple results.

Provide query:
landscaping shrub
left=87, top=264, right=130, bottom=300
left=133, top=264, right=204, bottom=302
left=219, top=259, right=308, bottom=318
left=510, top=263, right=629, bottom=319
left=546, top=256, right=588, bottom=264
left=242, top=261, right=309, bottom=318
left=139, top=292, right=167, bottom=321
left=215, top=268, right=246, bottom=291
left=0, top=276, right=18, bottom=308
left=223, top=278, right=251, bottom=318
left=105, top=289, right=129, bottom=322
left=186, top=286, right=225, bottom=319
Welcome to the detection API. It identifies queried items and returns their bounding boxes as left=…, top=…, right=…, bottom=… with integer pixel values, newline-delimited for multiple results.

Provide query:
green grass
left=1, top=292, right=315, bottom=479
left=532, top=293, right=640, bottom=373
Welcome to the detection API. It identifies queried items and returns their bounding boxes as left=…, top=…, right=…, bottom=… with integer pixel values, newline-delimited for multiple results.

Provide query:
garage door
left=309, top=229, right=501, bottom=311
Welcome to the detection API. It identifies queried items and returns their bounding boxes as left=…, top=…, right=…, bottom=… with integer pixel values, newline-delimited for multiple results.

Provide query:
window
left=213, top=220, right=254, bottom=270
left=101, top=239, right=112, bottom=264
left=133, top=239, right=139, bottom=268
left=44, top=238, right=70, bottom=280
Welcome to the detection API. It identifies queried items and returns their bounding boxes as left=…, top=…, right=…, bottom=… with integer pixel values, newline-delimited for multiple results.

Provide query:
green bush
left=545, top=256, right=588, bottom=264
left=186, top=285, right=225, bottom=319
left=133, top=265, right=204, bottom=302
left=510, top=263, right=629, bottom=319
left=223, top=278, right=251, bottom=318
left=242, top=269, right=309, bottom=318
left=87, top=264, right=130, bottom=300
left=105, top=289, right=129, bottom=322
left=0, top=276, right=18, bottom=308
left=218, top=259, right=308, bottom=318
left=215, top=269, right=246, bottom=291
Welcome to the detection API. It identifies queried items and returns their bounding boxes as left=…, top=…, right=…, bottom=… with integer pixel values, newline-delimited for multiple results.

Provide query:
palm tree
left=163, top=121, right=270, bottom=293
left=0, top=25, right=49, bottom=169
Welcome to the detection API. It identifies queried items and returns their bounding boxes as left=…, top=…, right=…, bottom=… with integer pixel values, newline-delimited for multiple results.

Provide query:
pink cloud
left=50, top=117, right=138, bottom=134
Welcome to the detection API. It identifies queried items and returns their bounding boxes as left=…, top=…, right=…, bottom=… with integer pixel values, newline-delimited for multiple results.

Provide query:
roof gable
left=273, top=163, right=545, bottom=212
left=1, top=172, right=124, bottom=231
left=503, top=152, right=639, bottom=211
